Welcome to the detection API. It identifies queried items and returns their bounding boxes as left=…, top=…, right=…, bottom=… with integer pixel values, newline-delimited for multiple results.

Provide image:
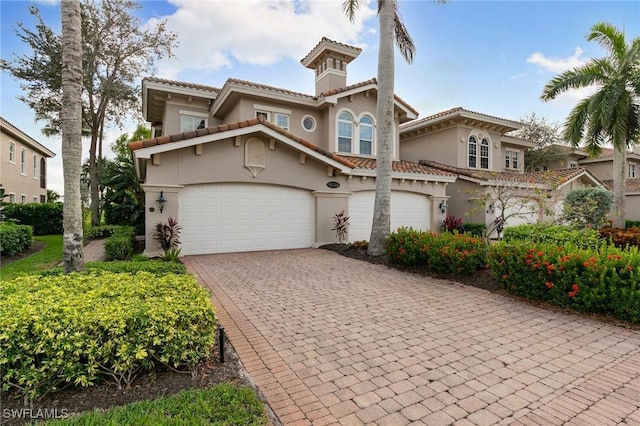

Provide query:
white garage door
left=180, top=183, right=314, bottom=255
left=348, top=191, right=430, bottom=242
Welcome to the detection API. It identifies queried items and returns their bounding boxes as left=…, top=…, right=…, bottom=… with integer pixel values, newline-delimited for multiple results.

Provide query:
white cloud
left=509, top=73, right=527, bottom=80
left=148, top=0, right=377, bottom=79
left=527, top=47, right=588, bottom=73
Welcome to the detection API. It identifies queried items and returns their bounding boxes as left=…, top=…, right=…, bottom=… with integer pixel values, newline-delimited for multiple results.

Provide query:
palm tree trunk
left=368, top=0, right=395, bottom=256
left=612, top=145, right=626, bottom=228
left=61, top=0, right=85, bottom=272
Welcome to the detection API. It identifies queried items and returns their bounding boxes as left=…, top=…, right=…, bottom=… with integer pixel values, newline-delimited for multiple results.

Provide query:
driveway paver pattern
left=184, top=249, right=640, bottom=425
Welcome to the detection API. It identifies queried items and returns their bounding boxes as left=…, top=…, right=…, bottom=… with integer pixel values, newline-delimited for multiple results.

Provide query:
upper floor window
left=630, top=163, right=637, bottom=178
left=570, top=161, right=578, bottom=168
left=180, top=114, right=207, bottom=133
left=275, top=113, right=289, bottom=130
left=33, top=154, right=38, bottom=178
left=8, top=193, right=15, bottom=203
left=338, top=112, right=353, bottom=153
left=20, top=148, right=26, bottom=175
left=40, top=158, right=46, bottom=189
left=505, top=150, right=519, bottom=169
left=468, top=136, right=477, bottom=168
left=302, top=115, right=316, bottom=132
left=9, top=142, right=15, bottom=163
left=480, top=138, right=489, bottom=169
left=359, top=116, right=374, bottom=155
left=256, top=111, right=270, bottom=121
left=21, top=194, right=26, bottom=204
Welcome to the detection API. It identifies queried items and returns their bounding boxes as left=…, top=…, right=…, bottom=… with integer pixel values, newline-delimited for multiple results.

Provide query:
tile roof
left=318, top=78, right=418, bottom=116
left=222, top=78, right=316, bottom=101
left=420, top=160, right=593, bottom=187
left=400, top=107, right=522, bottom=131
left=338, top=156, right=456, bottom=177
left=602, top=178, right=640, bottom=193
left=300, top=37, right=362, bottom=66
left=143, top=76, right=220, bottom=93
left=129, top=117, right=355, bottom=169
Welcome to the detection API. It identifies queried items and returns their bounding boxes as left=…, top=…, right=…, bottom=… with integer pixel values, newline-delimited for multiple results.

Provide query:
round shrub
left=0, top=222, right=33, bottom=256
left=563, top=187, right=612, bottom=229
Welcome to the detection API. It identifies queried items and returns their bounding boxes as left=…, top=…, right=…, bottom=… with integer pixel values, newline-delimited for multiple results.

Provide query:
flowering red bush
left=489, top=241, right=640, bottom=322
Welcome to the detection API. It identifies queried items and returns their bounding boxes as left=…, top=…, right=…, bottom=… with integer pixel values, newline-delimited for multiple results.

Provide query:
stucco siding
left=0, top=128, right=48, bottom=203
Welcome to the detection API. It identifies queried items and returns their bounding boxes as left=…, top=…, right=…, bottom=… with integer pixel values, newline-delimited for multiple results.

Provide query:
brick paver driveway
left=184, top=249, right=640, bottom=425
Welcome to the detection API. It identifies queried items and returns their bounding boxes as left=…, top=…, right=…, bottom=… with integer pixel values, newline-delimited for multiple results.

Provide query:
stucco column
left=313, top=191, right=351, bottom=245
left=140, top=184, right=184, bottom=256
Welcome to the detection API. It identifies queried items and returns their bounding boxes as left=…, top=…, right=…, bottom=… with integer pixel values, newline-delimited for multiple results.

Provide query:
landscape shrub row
left=489, top=241, right=640, bottom=322
left=0, top=222, right=33, bottom=256
left=41, top=260, right=188, bottom=277
left=385, top=227, right=487, bottom=275
left=103, top=226, right=136, bottom=261
left=0, top=272, right=217, bottom=400
left=626, top=220, right=640, bottom=229
left=503, top=224, right=601, bottom=248
left=2, top=203, right=63, bottom=235
left=460, top=222, right=486, bottom=237
left=599, top=227, right=640, bottom=249
left=84, top=225, right=124, bottom=240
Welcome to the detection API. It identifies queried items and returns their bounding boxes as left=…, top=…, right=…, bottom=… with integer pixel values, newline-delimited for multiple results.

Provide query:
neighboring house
left=398, top=108, right=603, bottom=235
left=131, top=38, right=455, bottom=256
left=543, top=145, right=640, bottom=221
left=0, top=116, right=55, bottom=204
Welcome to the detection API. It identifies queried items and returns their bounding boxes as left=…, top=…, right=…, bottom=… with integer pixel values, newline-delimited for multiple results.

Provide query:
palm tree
left=343, top=0, right=418, bottom=255
left=61, top=0, right=85, bottom=272
left=541, top=22, right=640, bottom=228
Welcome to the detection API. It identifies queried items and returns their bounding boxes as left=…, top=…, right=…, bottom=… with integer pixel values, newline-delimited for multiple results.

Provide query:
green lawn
left=46, top=383, right=269, bottom=425
left=0, top=234, right=63, bottom=281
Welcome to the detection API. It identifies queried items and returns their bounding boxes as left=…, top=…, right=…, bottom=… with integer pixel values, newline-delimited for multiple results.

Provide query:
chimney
left=301, top=37, right=362, bottom=96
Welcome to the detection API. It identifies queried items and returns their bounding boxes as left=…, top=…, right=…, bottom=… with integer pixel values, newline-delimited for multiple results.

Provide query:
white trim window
left=337, top=111, right=353, bottom=153
left=20, top=148, right=26, bottom=175
left=33, top=196, right=38, bottom=203
left=505, top=150, right=519, bottom=169
left=629, top=163, right=636, bottom=178
left=180, top=113, right=208, bottom=133
left=301, top=115, right=316, bottom=132
left=21, top=194, right=27, bottom=204
left=359, top=116, right=374, bottom=155
left=8, top=193, right=15, bottom=203
left=255, top=110, right=270, bottom=121
left=570, top=161, right=578, bottom=168
left=8, top=142, right=15, bottom=163
left=468, top=136, right=477, bottom=168
left=33, top=154, right=38, bottom=178
left=275, top=113, right=289, bottom=130
left=480, top=138, right=489, bottom=169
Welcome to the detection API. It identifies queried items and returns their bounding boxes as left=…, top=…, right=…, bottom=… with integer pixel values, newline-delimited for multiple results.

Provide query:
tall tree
left=61, top=0, right=84, bottom=272
left=343, top=0, right=419, bottom=256
left=511, top=113, right=566, bottom=171
left=2, top=0, right=177, bottom=227
left=541, top=22, right=640, bottom=228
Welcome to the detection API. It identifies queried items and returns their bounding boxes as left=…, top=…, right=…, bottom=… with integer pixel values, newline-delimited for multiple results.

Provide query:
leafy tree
left=2, top=0, right=177, bottom=228
left=60, top=0, right=84, bottom=272
left=563, top=187, right=613, bottom=229
left=101, top=125, right=149, bottom=234
left=541, top=22, right=640, bottom=228
left=511, top=113, right=567, bottom=171
left=344, top=0, right=445, bottom=255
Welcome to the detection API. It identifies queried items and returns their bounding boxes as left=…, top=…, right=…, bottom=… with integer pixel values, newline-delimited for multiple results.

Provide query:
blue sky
left=1, top=0, right=639, bottom=194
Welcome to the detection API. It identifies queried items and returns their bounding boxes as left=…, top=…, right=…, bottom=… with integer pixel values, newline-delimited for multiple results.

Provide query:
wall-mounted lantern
left=489, top=201, right=496, bottom=214
left=156, top=191, right=167, bottom=214
left=439, top=200, right=447, bottom=214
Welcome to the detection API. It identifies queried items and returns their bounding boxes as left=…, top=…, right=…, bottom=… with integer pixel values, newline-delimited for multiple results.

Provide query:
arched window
left=480, top=138, right=489, bottom=169
left=359, top=116, right=373, bottom=155
left=337, top=112, right=353, bottom=153
left=468, top=136, right=477, bottom=168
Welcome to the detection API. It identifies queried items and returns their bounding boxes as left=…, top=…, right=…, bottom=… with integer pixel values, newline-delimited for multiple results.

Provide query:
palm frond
left=541, top=60, right=608, bottom=101
left=392, top=1, right=415, bottom=64
left=342, top=0, right=363, bottom=23
left=587, top=22, right=627, bottom=64
left=562, top=97, right=591, bottom=147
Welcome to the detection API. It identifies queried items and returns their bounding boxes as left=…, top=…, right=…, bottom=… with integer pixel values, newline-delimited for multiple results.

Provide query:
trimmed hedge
left=41, top=260, right=187, bottom=277
left=84, top=225, right=123, bottom=240
left=0, top=272, right=217, bottom=400
left=503, top=224, right=600, bottom=248
left=0, top=223, right=33, bottom=256
left=3, top=203, right=63, bottom=235
left=104, top=227, right=136, bottom=261
left=385, top=227, right=487, bottom=275
left=489, top=241, right=640, bottom=322
left=626, top=220, right=640, bottom=229
left=460, top=222, right=486, bottom=237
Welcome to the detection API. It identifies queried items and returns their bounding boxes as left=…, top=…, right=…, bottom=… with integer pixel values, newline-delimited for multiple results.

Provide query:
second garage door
left=179, top=183, right=314, bottom=255
left=348, top=191, right=431, bottom=242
